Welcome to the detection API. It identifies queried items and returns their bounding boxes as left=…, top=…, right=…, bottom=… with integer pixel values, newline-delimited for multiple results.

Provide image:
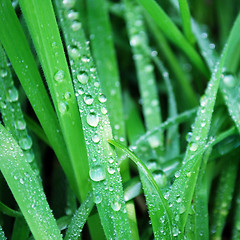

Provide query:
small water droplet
left=71, top=21, right=82, bottom=31
left=148, top=135, right=160, bottom=148
left=223, top=73, right=236, bottom=88
left=172, top=227, right=180, bottom=237
left=19, top=136, right=32, bottom=150
left=25, top=151, right=34, bottom=163
left=59, top=101, right=69, bottom=114
left=111, top=201, right=121, bottom=211
left=77, top=87, right=84, bottom=95
left=101, top=107, right=108, bottom=114
left=130, top=35, right=141, bottom=46
left=54, top=70, right=65, bottom=82
left=67, top=10, right=79, bottom=20
left=19, top=178, right=24, bottom=184
left=64, top=92, right=71, bottom=100
left=108, top=167, right=115, bottom=175
left=94, top=193, right=102, bottom=204
left=7, top=87, right=19, bottom=102
left=69, top=46, right=80, bottom=59
left=147, top=159, right=158, bottom=170
left=62, top=0, right=76, bottom=8
left=84, top=95, right=94, bottom=105
left=190, top=142, right=198, bottom=152
left=175, top=171, right=180, bottom=178
left=153, top=170, right=167, bottom=187
left=87, top=112, right=99, bottom=127
left=200, top=95, right=207, bottom=107
left=15, top=119, right=26, bottom=130
left=98, top=94, right=107, bottom=103
left=89, top=165, right=106, bottom=181
left=77, top=72, right=88, bottom=84
left=108, top=158, right=114, bottom=164
left=92, top=134, right=100, bottom=143
left=0, top=68, right=7, bottom=78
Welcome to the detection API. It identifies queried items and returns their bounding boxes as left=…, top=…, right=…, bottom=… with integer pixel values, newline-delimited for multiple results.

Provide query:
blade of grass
left=138, top=0, right=209, bottom=76
left=178, top=0, right=195, bottom=44
left=0, top=0, right=79, bottom=199
left=64, top=192, right=94, bottom=240
left=19, top=0, right=90, bottom=201
left=124, top=0, right=164, bottom=158
left=108, top=139, right=174, bottom=239
left=0, top=123, right=62, bottom=240
left=11, top=218, right=30, bottom=240
left=54, top=0, right=133, bottom=239
left=167, top=13, right=240, bottom=236
left=232, top=183, right=240, bottom=240
left=0, top=202, right=22, bottom=218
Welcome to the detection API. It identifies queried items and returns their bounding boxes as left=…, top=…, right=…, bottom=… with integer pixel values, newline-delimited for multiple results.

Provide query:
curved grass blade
left=54, top=0, right=132, bottom=239
left=108, top=139, right=174, bottom=239
left=0, top=225, right=6, bottom=240
left=138, top=0, right=208, bottom=76
left=19, top=0, right=90, bottom=201
left=0, top=124, right=62, bottom=240
left=0, top=201, right=22, bottom=218
left=167, top=13, right=240, bottom=236
left=178, top=0, right=195, bottom=44
left=64, top=192, right=94, bottom=240
left=124, top=0, right=164, bottom=158
left=0, top=44, right=38, bottom=173
left=0, top=0, right=77, bottom=198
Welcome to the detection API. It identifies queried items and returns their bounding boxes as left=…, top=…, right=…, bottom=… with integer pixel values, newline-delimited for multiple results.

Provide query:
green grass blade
left=232, top=186, right=240, bottom=240
left=54, top=0, right=132, bottom=239
left=178, top=0, right=195, bottom=44
left=210, top=157, right=238, bottom=239
left=124, top=0, right=164, bottom=158
left=64, top=192, right=94, bottom=240
left=0, top=0, right=77, bottom=197
left=19, top=0, right=90, bottom=201
left=12, top=218, right=30, bottom=240
left=138, top=0, right=208, bottom=76
left=0, top=225, right=6, bottom=240
left=109, top=139, right=174, bottom=239
left=0, top=124, right=62, bottom=240
left=0, top=202, right=22, bottom=218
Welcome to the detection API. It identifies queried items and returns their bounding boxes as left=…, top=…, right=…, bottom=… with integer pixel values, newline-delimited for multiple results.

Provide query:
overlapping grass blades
left=0, top=124, right=61, bottom=240
left=54, top=0, right=132, bottom=239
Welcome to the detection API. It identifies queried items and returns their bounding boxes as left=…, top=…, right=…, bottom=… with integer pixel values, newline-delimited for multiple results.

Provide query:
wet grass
left=0, top=0, right=240, bottom=239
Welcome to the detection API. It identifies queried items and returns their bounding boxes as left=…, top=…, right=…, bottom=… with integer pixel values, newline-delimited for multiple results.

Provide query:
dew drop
left=15, top=119, right=26, bottom=130
left=153, top=170, right=167, bottom=187
left=67, top=10, right=79, bottom=20
left=92, top=134, right=100, bottom=143
left=77, top=87, right=84, bottom=95
left=98, top=94, right=107, bottom=103
left=147, top=159, right=158, bottom=170
left=87, top=112, right=99, bottom=127
left=111, top=201, right=121, bottom=211
left=64, top=92, right=71, bottom=100
left=71, top=21, right=82, bottom=31
left=89, top=165, right=106, bottom=181
left=69, top=46, right=80, bottom=59
left=130, top=35, right=141, bottom=46
left=84, top=95, right=94, bottom=105
left=0, top=68, right=7, bottom=78
left=175, top=171, right=180, bottom=178
left=62, top=0, right=76, bottom=8
left=19, top=178, right=24, bottom=184
left=108, top=158, right=114, bottom=164
left=190, top=142, right=198, bottom=152
left=108, top=167, right=115, bottom=175
left=59, top=101, right=69, bottom=114
left=223, top=73, right=236, bottom=88
left=7, top=87, right=19, bottom=102
left=25, top=151, right=34, bottom=163
left=148, top=135, right=160, bottom=148
left=19, top=136, right=32, bottom=150
left=94, top=194, right=102, bottom=204
left=77, top=73, right=88, bottom=84
left=200, top=95, right=207, bottom=107
left=179, top=205, right=186, bottom=214
left=54, top=70, right=65, bottom=82
left=101, top=107, right=108, bottom=114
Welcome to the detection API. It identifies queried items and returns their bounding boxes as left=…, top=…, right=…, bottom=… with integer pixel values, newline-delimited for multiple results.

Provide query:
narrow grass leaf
left=64, top=192, right=94, bottom=240
left=12, top=218, right=30, bottom=240
left=232, top=186, right=240, bottom=240
left=19, top=0, right=90, bottom=201
left=109, top=139, right=174, bottom=239
left=138, top=0, right=208, bottom=76
left=0, top=201, right=22, bottom=218
left=124, top=0, right=164, bottom=158
left=54, top=0, right=132, bottom=239
left=0, top=124, right=62, bottom=240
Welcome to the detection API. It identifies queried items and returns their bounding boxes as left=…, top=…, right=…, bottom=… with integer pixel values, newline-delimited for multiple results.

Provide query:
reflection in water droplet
left=98, top=94, right=107, bottom=103
left=111, top=201, right=121, bottom=211
left=71, top=21, right=82, bottom=31
left=190, top=142, right=198, bottom=152
left=87, top=112, right=99, bottom=127
left=19, top=136, right=32, bottom=150
left=7, top=87, right=19, bottom=102
left=89, top=165, right=106, bottom=181
left=77, top=73, right=88, bottom=84
left=84, top=95, right=94, bottom=105
left=223, top=73, right=235, bottom=88
left=54, top=70, right=65, bottom=82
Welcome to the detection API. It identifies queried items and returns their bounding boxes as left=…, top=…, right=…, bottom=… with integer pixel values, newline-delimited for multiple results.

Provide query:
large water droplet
left=7, top=87, right=19, bottom=102
left=54, top=70, right=65, bottom=82
left=190, top=142, right=198, bottom=152
left=77, top=72, right=88, bottom=84
left=19, top=136, right=32, bottom=150
left=98, top=94, right=107, bottom=103
left=89, top=165, right=106, bottom=181
left=84, top=95, right=94, bottom=105
left=223, top=73, right=236, bottom=88
left=87, top=112, right=99, bottom=127
left=111, top=201, right=121, bottom=211
left=59, top=101, right=69, bottom=114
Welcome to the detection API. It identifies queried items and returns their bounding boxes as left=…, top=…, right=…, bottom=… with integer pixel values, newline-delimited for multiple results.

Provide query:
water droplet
left=130, top=35, right=141, bottom=46
left=200, top=95, right=207, bottom=107
left=69, top=46, right=80, bottom=59
left=19, top=178, right=24, bottom=184
left=62, top=0, right=76, bottom=8
left=153, top=170, right=167, bottom=187
left=172, top=227, right=180, bottom=237
left=87, top=112, right=99, bottom=127
left=64, top=92, right=71, bottom=100
left=108, top=158, right=114, bottom=164
left=94, top=193, right=102, bottom=204
left=89, top=165, right=106, bottom=181
left=201, top=122, right=206, bottom=127
left=54, top=70, right=65, bottom=82
left=175, top=171, right=180, bottom=178
left=15, top=119, right=26, bottom=130
left=25, top=151, right=34, bottom=163
left=84, top=95, right=94, bottom=105
left=67, top=10, right=79, bottom=20
left=111, top=201, right=121, bottom=211
left=190, top=142, right=198, bottom=152
left=98, top=94, right=107, bottom=103
left=19, top=136, right=32, bottom=150
left=77, top=72, right=88, bottom=84
left=147, top=159, right=158, bottom=170
left=7, top=87, right=19, bottom=102
left=101, top=107, right=108, bottom=114
left=77, top=87, right=84, bottom=95
left=0, top=68, right=7, bottom=78
left=108, top=167, right=115, bottom=175
left=71, top=21, right=82, bottom=31
left=186, top=132, right=192, bottom=142
left=179, top=205, right=186, bottom=214
left=59, top=101, right=69, bottom=114
left=92, top=134, right=100, bottom=143
left=223, top=73, right=235, bottom=88
left=148, top=135, right=160, bottom=148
